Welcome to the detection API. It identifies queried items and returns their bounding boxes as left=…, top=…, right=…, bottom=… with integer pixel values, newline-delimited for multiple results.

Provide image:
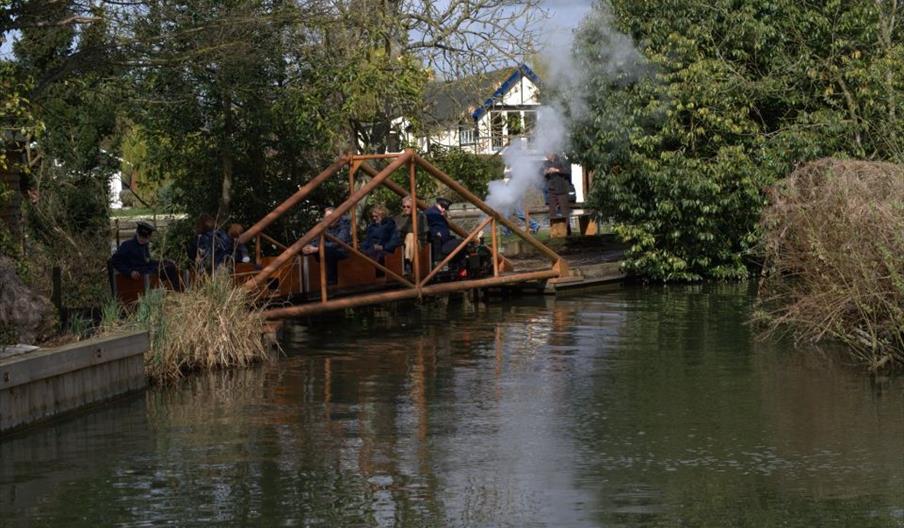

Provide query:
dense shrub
left=426, top=145, right=504, bottom=201
left=756, top=159, right=904, bottom=372
left=576, top=0, right=904, bottom=281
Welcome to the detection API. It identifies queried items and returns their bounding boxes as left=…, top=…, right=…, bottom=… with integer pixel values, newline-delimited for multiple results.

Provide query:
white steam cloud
left=483, top=2, right=647, bottom=216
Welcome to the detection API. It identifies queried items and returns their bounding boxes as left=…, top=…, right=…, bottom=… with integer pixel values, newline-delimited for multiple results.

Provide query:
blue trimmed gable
left=470, top=64, right=542, bottom=122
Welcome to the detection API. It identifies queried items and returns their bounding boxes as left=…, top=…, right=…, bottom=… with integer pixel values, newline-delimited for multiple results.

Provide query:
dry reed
left=109, top=272, right=274, bottom=383
left=756, top=158, right=904, bottom=372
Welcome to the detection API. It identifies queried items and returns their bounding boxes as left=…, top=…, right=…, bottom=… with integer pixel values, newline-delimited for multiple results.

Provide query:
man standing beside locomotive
left=543, top=152, right=572, bottom=236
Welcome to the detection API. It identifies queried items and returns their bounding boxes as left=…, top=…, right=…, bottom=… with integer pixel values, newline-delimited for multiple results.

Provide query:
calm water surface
left=2, top=284, right=903, bottom=527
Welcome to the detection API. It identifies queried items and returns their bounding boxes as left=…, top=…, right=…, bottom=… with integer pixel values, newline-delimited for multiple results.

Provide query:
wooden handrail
left=413, top=154, right=564, bottom=267
left=243, top=151, right=413, bottom=290
left=357, top=161, right=516, bottom=273
left=325, top=234, right=414, bottom=288
left=238, top=156, right=349, bottom=245
left=419, top=216, right=491, bottom=287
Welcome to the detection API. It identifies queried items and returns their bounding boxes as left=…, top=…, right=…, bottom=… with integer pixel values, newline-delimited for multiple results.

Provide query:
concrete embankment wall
left=0, top=331, right=148, bottom=434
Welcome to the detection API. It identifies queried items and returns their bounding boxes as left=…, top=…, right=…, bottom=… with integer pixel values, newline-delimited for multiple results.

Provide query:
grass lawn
left=111, top=208, right=186, bottom=219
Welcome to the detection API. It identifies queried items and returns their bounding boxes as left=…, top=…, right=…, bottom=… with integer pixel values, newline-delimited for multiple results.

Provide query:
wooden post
left=409, top=158, right=421, bottom=288
left=349, top=162, right=358, bottom=249
left=490, top=219, right=499, bottom=277
left=550, top=218, right=568, bottom=238
left=51, top=266, right=62, bottom=328
left=319, top=234, right=327, bottom=302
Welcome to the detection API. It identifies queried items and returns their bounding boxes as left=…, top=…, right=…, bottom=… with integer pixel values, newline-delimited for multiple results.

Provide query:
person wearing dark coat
left=425, top=197, right=452, bottom=242
left=302, top=206, right=352, bottom=285
left=543, top=152, right=572, bottom=235
left=362, top=205, right=397, bottom=262
left=187, top=213, right=231, bottom=270
left=424, top=197, right=462, bottom=264
left=111, top=221, right=181, bottom=290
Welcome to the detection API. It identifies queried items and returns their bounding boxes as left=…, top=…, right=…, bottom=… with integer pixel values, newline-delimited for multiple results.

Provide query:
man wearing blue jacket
left=111, top=221, right=181, bottom=289
left=424, top=197, right=462, bottom=264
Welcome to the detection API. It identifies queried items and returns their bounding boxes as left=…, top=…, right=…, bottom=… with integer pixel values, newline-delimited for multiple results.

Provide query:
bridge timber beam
left=262, top=269, right=558, bottom=319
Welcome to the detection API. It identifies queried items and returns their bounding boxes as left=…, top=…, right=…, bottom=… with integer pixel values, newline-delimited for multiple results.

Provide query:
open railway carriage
left=112, top=150, right=568, bottom=316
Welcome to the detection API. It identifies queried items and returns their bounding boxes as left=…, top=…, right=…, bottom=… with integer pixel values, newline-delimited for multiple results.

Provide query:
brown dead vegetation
left=757, top=158, right=904, bottom=372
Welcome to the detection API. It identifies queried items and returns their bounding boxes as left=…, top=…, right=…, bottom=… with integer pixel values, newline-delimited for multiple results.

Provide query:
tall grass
left=757, top=158, right=904, bottom=372
left=103, top=273, right=274, bottom=383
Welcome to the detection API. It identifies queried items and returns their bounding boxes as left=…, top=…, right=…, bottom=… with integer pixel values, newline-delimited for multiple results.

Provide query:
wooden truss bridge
left=234, top=149, right=568, bottom=319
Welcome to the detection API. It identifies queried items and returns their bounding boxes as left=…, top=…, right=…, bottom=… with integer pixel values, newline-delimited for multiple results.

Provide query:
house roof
left=422, top=64, right=541, bottom=128
left=471, top=64, right=540, bottom=121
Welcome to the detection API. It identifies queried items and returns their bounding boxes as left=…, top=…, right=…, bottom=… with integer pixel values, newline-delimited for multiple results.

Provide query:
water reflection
left=1, top=285, right=902, bottom=527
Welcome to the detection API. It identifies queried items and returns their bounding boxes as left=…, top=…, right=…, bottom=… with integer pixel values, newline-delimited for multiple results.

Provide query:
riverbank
left=0, top=330, right=147, bottom=434
left=4, top=284, right=901, bottom=526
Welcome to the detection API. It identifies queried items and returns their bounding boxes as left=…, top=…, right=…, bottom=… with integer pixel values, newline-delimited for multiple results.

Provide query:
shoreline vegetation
left=756, top=159, right=904, bottom=373
left=4, top=1, right=904, bottom=377
left=101, top=273, right=275, bottom=383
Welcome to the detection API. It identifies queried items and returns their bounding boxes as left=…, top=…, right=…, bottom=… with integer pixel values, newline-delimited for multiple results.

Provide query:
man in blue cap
left=425, top=197, right=465, bottom=265
left=111, top=221, right=181, bottom=290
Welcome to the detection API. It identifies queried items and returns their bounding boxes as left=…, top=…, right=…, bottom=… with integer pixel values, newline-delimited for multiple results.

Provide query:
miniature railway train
left=109, top=238, right=496, bottom=306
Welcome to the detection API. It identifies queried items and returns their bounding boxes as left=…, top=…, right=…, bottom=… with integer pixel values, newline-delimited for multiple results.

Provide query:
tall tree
left=122, top=1, right=345, bottom=221
left=123, top=0, right=543, bottom=217
left=575, top=0, right=904, bottom=281
left=3, top=0, right=123, bottom=303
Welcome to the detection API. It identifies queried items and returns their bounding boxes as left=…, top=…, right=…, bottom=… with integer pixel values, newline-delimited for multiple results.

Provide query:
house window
left=388, top=130, right=401, bottom=152
left=523, top=111, right=537, bottom=135
left=507, top=112, right=523, bottom=137
left=459, top=124, right=476, bottom=146
left=491, top=112, right=505, bottom=149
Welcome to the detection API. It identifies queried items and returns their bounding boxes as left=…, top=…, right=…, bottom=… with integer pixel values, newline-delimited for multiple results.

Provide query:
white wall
left=500, top=76, right=541, bottom=106
left=109, top=172, right=123, bottom=209
left=423, top=73, right=543, bottom=156
left=570, top=164, right=585, bottom=203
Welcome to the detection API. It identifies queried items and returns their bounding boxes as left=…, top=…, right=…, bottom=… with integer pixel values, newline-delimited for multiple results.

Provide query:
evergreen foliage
left=426, top=146, right=504, bottom=201
left=575, top=0, right=904, bottom=281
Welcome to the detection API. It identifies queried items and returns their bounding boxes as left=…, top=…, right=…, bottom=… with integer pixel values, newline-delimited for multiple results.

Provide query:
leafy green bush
left=575, top=0, right=904, bottom=281
left=426, top=145, right=504, bottom=201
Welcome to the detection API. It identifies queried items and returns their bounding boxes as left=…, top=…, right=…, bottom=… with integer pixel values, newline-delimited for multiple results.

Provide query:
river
left=1, top=284, right=902, bottom=527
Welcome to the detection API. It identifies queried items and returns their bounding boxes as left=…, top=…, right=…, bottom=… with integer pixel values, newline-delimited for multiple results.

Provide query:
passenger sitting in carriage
left=302, top=206, right=351, bottom=286
left=188, top=213, right=232, bottom=271
left=111, top=221, right=182, bottom=290
left=425, top=197, right=463, bottom=265
left=362, top=204, right=398, bottom=264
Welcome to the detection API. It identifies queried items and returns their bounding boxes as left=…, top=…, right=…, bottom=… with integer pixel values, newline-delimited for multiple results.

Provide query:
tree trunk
left=219, top=90, right=234, bottom=219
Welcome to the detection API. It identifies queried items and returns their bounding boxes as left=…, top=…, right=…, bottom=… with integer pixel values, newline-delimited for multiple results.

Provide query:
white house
left=417, top=64, right=588, bottom=202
